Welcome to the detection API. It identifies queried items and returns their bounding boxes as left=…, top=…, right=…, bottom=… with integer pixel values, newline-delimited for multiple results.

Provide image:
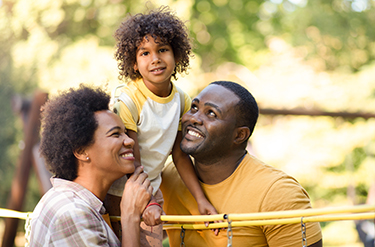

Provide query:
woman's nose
left=124, top=135, right=135, bottom=148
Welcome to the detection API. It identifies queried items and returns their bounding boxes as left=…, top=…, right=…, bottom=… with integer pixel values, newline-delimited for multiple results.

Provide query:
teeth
left=188, top=130, right=202, bottom=138
left=121, top=153, right=134, bottom=158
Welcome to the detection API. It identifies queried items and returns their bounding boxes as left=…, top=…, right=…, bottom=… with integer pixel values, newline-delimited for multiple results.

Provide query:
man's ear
left=73, top=148, right=88, bottom=162
left=234, top=127, right=250, bottom=145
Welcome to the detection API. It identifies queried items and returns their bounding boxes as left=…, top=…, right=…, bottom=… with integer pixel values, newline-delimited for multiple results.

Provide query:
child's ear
left=133, top=63, right=138, bottom=71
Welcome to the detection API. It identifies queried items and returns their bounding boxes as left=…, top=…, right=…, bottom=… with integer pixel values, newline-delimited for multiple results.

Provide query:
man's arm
left=262, top=178, right=323, bottom=246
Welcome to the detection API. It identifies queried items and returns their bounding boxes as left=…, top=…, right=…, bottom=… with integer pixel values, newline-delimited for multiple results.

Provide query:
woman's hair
left=40, top=84, right=110, bottom=181
left=114, top=6, right=192, bottom=82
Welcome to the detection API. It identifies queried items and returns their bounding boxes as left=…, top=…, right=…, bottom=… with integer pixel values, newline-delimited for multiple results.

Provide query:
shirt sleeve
left=115, top=100, right=137, bottom=132
left=178, top=91, right=191, bottom=131
left=50, top=208, right=111, bottom=246
left=261, top=177, right=322, bottom=247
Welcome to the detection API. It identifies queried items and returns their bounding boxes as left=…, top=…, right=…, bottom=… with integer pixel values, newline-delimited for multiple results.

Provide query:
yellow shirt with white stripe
left=108, top=80, right=191, bottom=196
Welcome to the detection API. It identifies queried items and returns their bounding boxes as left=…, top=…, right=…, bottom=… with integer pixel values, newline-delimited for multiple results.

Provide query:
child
left=105, top=6, right=218, bottom=246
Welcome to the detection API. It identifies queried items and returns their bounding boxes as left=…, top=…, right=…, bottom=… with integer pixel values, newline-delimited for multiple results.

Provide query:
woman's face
left=86, top=110, right=135, bottom=180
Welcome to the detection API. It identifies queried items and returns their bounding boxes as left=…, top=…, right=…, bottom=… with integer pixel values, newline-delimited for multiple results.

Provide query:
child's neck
left=143, top=80, right=172, bottom=97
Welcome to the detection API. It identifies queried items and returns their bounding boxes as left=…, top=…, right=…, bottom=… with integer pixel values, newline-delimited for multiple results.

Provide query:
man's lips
left=185, top=126, right=204, bottom=139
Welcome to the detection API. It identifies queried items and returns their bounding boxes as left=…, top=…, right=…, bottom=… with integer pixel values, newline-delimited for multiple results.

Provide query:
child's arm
left=127, top=130, right=163, bottom=226
left=171, top=131, right=219, bottom=219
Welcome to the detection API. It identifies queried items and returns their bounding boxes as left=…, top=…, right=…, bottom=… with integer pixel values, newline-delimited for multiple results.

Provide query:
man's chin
left=180, top=144, right=198, bottom=155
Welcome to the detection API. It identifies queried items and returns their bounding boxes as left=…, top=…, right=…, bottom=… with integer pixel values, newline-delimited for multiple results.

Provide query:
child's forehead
left=141, top=34, right=169, bottom=45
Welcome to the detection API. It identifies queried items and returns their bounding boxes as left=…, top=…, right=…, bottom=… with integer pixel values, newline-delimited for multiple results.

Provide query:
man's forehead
left=194, top=85, right=239, bottom=108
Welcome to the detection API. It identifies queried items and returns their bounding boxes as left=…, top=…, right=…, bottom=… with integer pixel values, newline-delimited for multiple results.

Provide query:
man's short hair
left=210, top=81, right=259, bottom=140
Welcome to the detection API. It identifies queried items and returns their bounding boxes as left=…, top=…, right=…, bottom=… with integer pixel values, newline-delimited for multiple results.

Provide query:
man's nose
left=189, top=111, right=203, bottom=125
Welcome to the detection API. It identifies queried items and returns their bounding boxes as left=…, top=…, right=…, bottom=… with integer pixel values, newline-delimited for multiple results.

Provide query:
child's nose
left=152, top=54, right=161, bottom=64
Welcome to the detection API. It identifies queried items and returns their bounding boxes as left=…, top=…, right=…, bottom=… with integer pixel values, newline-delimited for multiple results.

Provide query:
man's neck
left=194, top=150, right=247, bottom=185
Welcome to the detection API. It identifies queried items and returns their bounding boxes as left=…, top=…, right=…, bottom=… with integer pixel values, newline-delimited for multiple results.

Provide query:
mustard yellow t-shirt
left=161, top=153, right=322, bottom=247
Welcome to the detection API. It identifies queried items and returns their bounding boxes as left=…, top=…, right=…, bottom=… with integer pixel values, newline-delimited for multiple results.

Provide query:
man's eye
left=191, top=105, right=198, bottom=112
left=208, top=111, right=216, bottom=117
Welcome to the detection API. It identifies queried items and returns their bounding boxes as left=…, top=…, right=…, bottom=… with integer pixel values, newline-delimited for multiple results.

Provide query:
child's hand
left=197, top=199, right=222, bottom=236
left=142, top=203, right=163, bottom=226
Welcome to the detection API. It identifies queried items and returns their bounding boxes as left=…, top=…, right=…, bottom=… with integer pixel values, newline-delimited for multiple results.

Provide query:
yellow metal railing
left=1, top=204, right=375, bottom=230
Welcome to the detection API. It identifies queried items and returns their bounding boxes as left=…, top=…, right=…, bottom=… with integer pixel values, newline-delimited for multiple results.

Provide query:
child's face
left=134, top=35, right=176, bottom=91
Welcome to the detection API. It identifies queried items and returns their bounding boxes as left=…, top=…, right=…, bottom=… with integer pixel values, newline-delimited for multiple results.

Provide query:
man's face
left=181, top=84, right=240, bottom=159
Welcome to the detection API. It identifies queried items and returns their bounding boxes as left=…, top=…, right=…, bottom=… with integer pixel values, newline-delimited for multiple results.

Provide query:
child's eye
left=159, top=48, right=168, bottom=52
left=141, top=51, right=149, bottom=56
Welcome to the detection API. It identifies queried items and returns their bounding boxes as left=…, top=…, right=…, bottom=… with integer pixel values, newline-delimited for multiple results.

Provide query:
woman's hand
left=121, top=166, right=153, bottom=218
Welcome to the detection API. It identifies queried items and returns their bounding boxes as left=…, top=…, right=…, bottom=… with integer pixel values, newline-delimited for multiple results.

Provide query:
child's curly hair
left=114, top=6, right=192, bottom=82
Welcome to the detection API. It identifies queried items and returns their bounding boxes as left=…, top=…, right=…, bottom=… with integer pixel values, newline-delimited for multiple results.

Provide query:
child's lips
left=150, top=67, right=165, bottom=74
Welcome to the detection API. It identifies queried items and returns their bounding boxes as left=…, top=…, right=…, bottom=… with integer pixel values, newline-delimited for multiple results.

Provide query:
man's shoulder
left=241, top=154, right=296, bottom=182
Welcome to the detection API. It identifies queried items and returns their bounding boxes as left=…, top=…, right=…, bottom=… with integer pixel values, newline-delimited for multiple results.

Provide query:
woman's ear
left=234, top=127, right=250, bottom=145
left=73, top=148, right=89, bottom=162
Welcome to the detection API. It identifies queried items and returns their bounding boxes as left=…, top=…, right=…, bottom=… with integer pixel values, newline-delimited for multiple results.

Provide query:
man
left=161, top=81, right=323, bottom=247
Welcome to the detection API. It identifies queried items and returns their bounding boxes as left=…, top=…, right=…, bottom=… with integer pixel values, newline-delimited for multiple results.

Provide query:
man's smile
left=185, top=126, right=204, bottom=139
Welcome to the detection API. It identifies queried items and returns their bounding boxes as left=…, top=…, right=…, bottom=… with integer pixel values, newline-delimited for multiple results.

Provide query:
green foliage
left=190, top=0, right=375, bottom=71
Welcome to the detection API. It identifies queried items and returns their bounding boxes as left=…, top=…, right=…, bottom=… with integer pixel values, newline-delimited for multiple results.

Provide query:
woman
left=30, top=84, right=152, bottom=246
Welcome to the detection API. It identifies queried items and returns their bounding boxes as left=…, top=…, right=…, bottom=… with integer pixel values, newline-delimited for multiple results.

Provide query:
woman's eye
left=111, top=132, right=120, bottom=137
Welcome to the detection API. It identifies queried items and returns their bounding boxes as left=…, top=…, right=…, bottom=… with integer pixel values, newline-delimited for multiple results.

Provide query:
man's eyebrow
left=205, top=102, right=222, bottom=114
left=106, top=126, right=122, bottom=134
left=193, top=98, right=222, bottom=114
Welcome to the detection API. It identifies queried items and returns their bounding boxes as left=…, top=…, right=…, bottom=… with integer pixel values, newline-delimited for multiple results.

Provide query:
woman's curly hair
left=39, top=84, right=110, bottom=181
left=114, top=6, right=193, bottom=82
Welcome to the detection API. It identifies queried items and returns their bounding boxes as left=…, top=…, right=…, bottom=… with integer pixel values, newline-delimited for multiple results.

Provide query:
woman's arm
left=121, top=166, right=153, bottom=247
